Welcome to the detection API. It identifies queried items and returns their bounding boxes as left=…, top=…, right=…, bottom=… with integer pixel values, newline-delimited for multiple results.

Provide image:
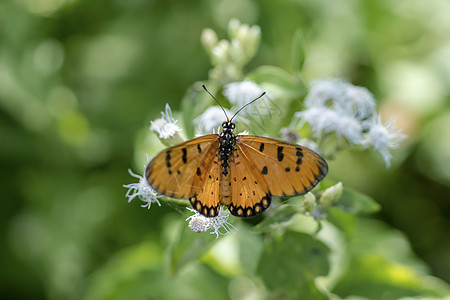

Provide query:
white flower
left=305, top=79, right=376, bottom=120
left=223, top=80, right=265, bottom=108
left=333, top=113, right=364, bottom=143
left=304, top=79, right=345, bottom=108
left=280, top=127, right=300, bottom=143
left=124, top=169, right=161, bottom=209
left=193, top=106, right=232, bottom=134
left=295, top=107, right=363, bottom=144
left=362, top=115, right=407, bottom=167
left=186, top=207, right=237, bottom=238
left=339, top=83, right=376, bottom=120
left=188, top=215, right=208, bottom=233
left=298, top=138, right=319, bottom=152
left=296, top=79, right=376, bottom=145
left=150, top=104, right=182, bottom=139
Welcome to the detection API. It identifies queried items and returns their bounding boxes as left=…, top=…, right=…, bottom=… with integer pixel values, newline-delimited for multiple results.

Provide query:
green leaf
left=332, top=219, right=450, bottom=299
left=326, top=207, right=357, bottom=236
left=333, top=188, right=381, bottom=214
left=251, top=205, right=300, bottom=233
left=166, top=263, right=231, bottom=300
left=258, top=231, right=330, bottom=299
left=235, top=222, right=264, bottom=276
left=166, top=218, right=219, bottom=276
left=80, top=240, right=231, bottom=300
left=78, top=241, right=164, bottom=300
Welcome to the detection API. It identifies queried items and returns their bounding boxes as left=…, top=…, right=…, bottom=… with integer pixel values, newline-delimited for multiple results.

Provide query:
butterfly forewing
left=236, top=135, right=328, bottom=197
left=146, top=134, right=220, bottom=202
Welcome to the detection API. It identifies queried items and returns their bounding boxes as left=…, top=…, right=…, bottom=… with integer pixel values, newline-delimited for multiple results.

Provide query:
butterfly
left=146, top=85, right=328, bottom=218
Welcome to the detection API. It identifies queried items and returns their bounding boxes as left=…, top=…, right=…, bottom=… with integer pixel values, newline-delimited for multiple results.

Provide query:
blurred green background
left=1, top=0, right=450, bottom=299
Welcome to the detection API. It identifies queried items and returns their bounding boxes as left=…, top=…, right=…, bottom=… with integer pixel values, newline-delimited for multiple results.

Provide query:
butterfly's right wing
left=227, top=135, right=328, bottom=217
left=237, top=135, right=328, bottom=197
left=227, top=143, right=273, bottom=217
left=146, top=134, right=222, bottom=217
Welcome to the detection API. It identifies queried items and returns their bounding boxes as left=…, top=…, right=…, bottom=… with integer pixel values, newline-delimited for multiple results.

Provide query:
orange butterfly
left=146, top=85, right=328, bottom=218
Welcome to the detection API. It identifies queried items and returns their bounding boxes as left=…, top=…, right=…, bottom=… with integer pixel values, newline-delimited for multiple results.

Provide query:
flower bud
left=201, top=28, right=218, bottom=55
left=319, top=182, right=343, bottom=209
left=303, top=192, right=316, bottom=216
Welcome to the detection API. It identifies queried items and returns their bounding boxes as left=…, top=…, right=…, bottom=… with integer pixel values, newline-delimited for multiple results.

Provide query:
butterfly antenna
left=202, top=84, right=229, bottom=120
left=231, top=91, right=266, bottom=121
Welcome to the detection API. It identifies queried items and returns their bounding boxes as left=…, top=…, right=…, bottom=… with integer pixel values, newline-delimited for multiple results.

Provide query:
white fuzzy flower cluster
left=124, top=169, right=161, bottom=209
left=186, top=207, right=237, bottom=238
left=193, top=106, right=232, bottom=134
left=223, top=80, right=265, bottom=108
left=201, top=19, right=261, bottom=84
left=150, top=104, right=183, bottom=146
left=194, top=80, right=268, bottom=134
left=361, top=116, right=407, bottom=167
left=295, top=79, right=406, bottom=167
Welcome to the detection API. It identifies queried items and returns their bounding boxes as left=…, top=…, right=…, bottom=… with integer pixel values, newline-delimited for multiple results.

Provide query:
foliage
left=1, top=1, right=450, bottom=300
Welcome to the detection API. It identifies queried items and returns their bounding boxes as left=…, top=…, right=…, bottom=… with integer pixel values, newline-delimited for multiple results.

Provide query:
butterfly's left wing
left=146, top=134, right=223, bottom=217
left=227, top=135, right=328, bottom=217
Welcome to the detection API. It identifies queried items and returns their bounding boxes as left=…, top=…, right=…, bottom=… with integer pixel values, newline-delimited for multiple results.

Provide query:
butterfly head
left=221, top=119, right=235, bottom=134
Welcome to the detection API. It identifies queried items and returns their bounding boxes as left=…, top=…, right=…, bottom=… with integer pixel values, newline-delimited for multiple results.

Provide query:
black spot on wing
left=277, top=146, right=284, bottom=161
left=261, top=166, right=268, bottom=175
left=165, top=150, right=172, bottom=169
left=182, top=148, right=187, bottom=164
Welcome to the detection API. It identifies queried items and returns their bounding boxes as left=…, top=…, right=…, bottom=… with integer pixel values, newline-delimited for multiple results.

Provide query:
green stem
left=160, top=197, right=189, bottom=205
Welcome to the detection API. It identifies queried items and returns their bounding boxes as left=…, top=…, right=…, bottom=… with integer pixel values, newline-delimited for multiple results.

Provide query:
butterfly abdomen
left=218, top=122, right=236, bottom=176
left=218, top=121, right=236, bottom=206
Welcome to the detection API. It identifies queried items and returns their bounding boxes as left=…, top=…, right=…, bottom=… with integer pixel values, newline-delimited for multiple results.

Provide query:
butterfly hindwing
left=146, top=134, right=221, bottom=217
left=236, top=135, right=328, bottom=197
left=228, top=146, right=272, bottom=217
left=189, top=142, right=222, bottom=217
